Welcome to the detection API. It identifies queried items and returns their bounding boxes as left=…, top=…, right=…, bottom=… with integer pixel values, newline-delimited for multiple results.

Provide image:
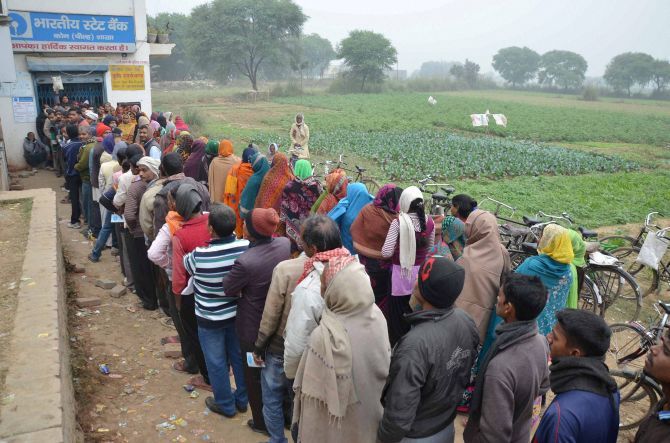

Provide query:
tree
left=186, top=0, right=306, bottom=90
left=492, top=46, right=540, bottom=87
left=604, top=52, right=655, bottom=97
left=463, top=59, right=480, bottom=88
left=651, top=59, right=670, bottom=94
left=415, top=61, right=458, bottom=78
left=148, top=13, right=197, bottom=81
left=538, top=50, right=588, bottom=90
left=302, top=34, right=335, bottom=78
left=337, top=30, right=397, bottom=92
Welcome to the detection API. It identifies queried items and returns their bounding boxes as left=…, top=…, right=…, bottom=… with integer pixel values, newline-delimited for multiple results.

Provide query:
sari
left=183, top=139, right=208, bottom=183
left=239, top=154, right=270, bottom=217
left=174, top=116, right=189, bottom=132
left=432, top=215, right=467, bottom=261
left=224, top=162, right=254, bottom=238
left=566, top=229, right=586, bottom=309
left=314, top=169, right=348, bottom=215
left=255, top=152, right=294, bottom=212
left=174, top=132, right=193, bottom=162
left=280, top=174, right=323, bottom=251
left=327, top=182, right=373, bottom=254
left=208, top=140, right=240, bottom=204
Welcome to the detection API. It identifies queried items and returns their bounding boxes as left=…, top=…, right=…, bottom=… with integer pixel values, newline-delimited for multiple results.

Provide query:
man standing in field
left=288, top=113, right=309, bottom=163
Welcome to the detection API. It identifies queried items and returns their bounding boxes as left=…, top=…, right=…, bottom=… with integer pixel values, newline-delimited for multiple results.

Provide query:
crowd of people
left=31, top=99, right=667, bottom=443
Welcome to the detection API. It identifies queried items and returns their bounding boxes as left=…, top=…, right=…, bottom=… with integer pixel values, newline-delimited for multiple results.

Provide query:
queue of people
left=39, top=102, right=666, bottom=443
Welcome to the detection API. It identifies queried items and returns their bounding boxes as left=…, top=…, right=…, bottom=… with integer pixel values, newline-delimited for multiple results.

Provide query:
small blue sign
left=9, top=10, right=136, bottom=53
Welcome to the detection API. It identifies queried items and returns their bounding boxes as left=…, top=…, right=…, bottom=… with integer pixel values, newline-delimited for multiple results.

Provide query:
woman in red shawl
left=312, top=168, right=348, bottom=215
left=174, top=116, right=189, bottom=132
left=255, top=152, right=294, bottom=212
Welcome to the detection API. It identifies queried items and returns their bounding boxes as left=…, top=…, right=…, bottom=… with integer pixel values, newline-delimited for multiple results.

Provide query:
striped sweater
left=183, top=236, right=250, bottom=323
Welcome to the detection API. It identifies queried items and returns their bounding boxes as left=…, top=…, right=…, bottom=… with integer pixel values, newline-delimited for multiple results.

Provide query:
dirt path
left=18, top=171, right=262, bottom=443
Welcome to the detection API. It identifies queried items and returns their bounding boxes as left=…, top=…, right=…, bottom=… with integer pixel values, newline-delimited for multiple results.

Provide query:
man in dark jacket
left=223, top=208, right=291, bottom=437
left=139, top=124, right=161, bottom=159
left=533, top=309, right=619, bottom=443
left=378, top=257, right=479, bottom=443
left=63, top=124, right=84, bottom=228
left=464, top=274, right=550, bottom=443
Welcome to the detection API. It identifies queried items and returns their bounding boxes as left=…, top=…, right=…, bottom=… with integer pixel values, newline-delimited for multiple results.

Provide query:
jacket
left=153, top=174, right=210, bottom=236
left=222, top=237, right=291, bottom=345
left=124, top=180, right=148, bottom=238
left=254, top=255, right=306, bottom=356
left=64, top=140, right=83, bottom=177
left=464, top=331, right=550, bottom=443
left=378, top=308, right=479, bottom=442
left=283, top=262, right=325, bottom=379
left=172, top=214, right=211, bottom=295
left=139, top=178, right=164, bottom=241
left=74, top=141, right=94, bottom=183
left=90, top=142, right=104, bottom=188
left=144, top=139, right=161, bottom=159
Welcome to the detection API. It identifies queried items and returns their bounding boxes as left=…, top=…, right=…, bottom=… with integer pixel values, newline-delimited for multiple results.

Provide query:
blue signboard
left=8, top=10, right=136, bottom=53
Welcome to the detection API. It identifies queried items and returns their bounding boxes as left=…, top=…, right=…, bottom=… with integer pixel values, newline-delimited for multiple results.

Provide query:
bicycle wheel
left=578, top=274, right=599, bottom=315
left=509, top=252, right=531, bottom=271
left=360, top=178, right=380, bottom=195
left=587, top=265, right=642, bottom=323
left=611, top=246, right=658, bottom=298
left=600, top=235, right=636, bottom=252
left=610, top=370, right=659, bottom=430
left=607, top=323, right=653, bottom=372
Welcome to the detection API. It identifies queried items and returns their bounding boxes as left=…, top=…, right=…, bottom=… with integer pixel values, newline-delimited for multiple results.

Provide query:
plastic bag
left=637, top=231, right=669, bottom=270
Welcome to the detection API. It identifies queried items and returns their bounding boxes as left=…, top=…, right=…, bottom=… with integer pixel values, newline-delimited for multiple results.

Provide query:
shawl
left=255, top=152, right=294, bottom=212
left=516, top=253, right=572, bottom=336
left=350, top=184, right=401, bottom=260
left=398, top=186, right=425, bottom=277
left=166, top=211, right=185, bottom=236
left=538, top=224, right=574, bottom=264
left=315, top=169, right=348, bottom=215
left=242, top=146, right=259, bottom=163
left=297, top=247, right=351, bottom=284
left=567, top=229, right=586, bottom=308
left=442, top=215, right=467, bottom=261
left=208, top=140, right=240, bottom=204
left=157, top=115, right=167, bottom=129
left=102, top=134, right=115, bottom=154
left=550, top=356, right=618, bottom=403
left=280, top=176, right=323, bottom=247
left=183, top=139, right=207, bottom=182
left=149, top=120, right=161, bottom=138
left=293, top=159, right=312, bottom=180
left=327, top=183, right=374, bottom=254
left=174, top=116, right=189, bottom=132
left=163, top=111, right=173, bottom=123
left=224, top=162, right=254, bottom=237
left=175, top=132, right=193, bottom=161
left=150, top=112, right=158, bottom=121
left=292, top=260, right=390, bottom=441
left=455, top=209, right=511, bottom=342
left=117, top=121, right=136, bottom=144
left=205, top=140, right=219, bottom=156
left=239, top=154, right=270, bottom=216
left=160, top=122, right=176, bottom=152
left=267, top=142, right=278, bottom=163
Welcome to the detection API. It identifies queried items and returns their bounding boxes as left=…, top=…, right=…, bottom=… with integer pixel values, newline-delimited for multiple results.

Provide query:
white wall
left=2, top=0, right=151, bottom=169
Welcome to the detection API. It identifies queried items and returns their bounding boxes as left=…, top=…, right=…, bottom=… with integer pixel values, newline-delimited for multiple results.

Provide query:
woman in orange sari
left=312, top=168, right=348, bottom=215
left=223, top=146, right=257, bottom=237
left=255, top=152, right=294, bottom=212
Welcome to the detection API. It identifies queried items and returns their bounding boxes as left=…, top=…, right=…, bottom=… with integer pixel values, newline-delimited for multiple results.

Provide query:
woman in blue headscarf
left=328, top=182, right=374, bottom=254
left=239, top=153, right=270, bottom=217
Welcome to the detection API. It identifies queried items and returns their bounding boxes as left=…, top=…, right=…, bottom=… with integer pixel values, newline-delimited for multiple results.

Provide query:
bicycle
left=316, top=154, right=381, bottom=195
left=610, top=369, right=664, bottom=430
left=601, top=211, right=664, bottom=251
left=608, top=300, right=670, bottom=373
left=417, top=175, right=456, bottom=216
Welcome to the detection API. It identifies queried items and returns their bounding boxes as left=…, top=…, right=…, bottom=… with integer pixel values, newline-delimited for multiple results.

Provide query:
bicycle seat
left=442, top=186, right=456, bottom=195
left=502, top=224, right=530, bottom=238
left=522, top=242, right=538, bottom=253
left=579, top=226, right=598, bottom=239
left=432, top=192, right=449, bottom=202
left=355, top=165, right=366, bottom=173
left=522, top=216, right=542, bottom=227
left=659, top=301, right=670, bottom=315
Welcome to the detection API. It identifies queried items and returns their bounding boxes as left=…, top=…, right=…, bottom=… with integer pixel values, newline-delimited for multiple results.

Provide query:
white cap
left=84, top=111, right=98, bottom=121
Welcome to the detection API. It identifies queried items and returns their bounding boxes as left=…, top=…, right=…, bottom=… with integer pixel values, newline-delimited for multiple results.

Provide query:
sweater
left=222, top=237, right=291, bottom=345
left=533, top=390, right=620, bottom=443
left=139, top=178, right=164, bottom=241
left=184, top=236, right=250, bottom=324
left=254, top=255, right=306, bottom=356
left=172, top=214, right=211, bottom=295
left=74, top=141, right=94, bottom=183
left=124, top=180, right=148, bottom=238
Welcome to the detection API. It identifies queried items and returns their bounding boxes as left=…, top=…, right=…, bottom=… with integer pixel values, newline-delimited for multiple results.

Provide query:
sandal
left=172, top=360, right=198, bottom=375
left=161, top=335, right=180, bottom=345
left=188, top=375, right=213, bottom=392
left=160, top=317, right=175, bottom=329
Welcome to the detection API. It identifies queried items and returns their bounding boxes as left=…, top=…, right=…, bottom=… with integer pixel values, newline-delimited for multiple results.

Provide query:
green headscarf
left=566, top=229, right=587, bottom=308
left=294, top=159, right=312, bottom=180
left=205, top=140, right=219, bottom=156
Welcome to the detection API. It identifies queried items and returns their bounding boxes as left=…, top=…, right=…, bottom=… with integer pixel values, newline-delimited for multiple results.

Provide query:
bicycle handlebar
left=480, top=196, right=517, bottom=212
left=645, top=212, right=663, bottom=229
left=537, top=211, right=574, bottom=226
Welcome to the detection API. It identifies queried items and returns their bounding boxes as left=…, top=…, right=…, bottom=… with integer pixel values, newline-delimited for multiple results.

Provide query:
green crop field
left=153, top=87, right=670, bottom=228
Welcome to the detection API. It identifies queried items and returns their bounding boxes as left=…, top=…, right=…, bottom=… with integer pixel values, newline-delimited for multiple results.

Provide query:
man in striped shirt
left=183, top=203, right=250, bottom=418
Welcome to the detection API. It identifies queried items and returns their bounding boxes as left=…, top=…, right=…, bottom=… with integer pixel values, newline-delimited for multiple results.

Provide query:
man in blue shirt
left=533, top=309, right=619, bottom=443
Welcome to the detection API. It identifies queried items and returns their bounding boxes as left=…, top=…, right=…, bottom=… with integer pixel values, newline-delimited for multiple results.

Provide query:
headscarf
left=205, top=140, right=219, bottom=156
left=183, top=139, right=207, bottom=182
left=175, top=132, right=193, bottom=161
left=150, top=112, right=158, bottom=121
left=112, top=141, right=128, bottom=161
left=328, top=183, right=374, bottom=254
left=219, top=139, right=234, bottom=157
left=163, top=111, right=173, bottom=123
left=160, top=121, right=176, bottom=152
left=224, top=162, right=254, bottom=238
left=315, top=169, right=348, bottom=215
left=350, top=184, right=402, bottom=260
left=239, top=154, right=271, bottom=216
left=538, top=224, right=574, bottom=264
left=165, top=211, right=184, bottom=236
left=267, top=143, right=278, bottom=163
left=455, top=209, right=511, bottom=342
left=137, top=115, right=150, bottom=127
left=397, top=186, right=424, bottom=277
left=137, top=156, right=161, bottom=178
left=175, top=183, right=202, bottom=220
left=102, top=133, right=115, bottom=154
left=242, top=145, right=259, bottom=163
left=293, top=159, right=312, bottom=180
left=157, top=115, right=167, bottom=129
left=102, top=114, right=116, bottom=126
left=280, top=171, right=323, bottom=249
left=255, top=152, right=294, bottom=212
left=149, top=120, right=161, bottom=138
left=567, top=228, right=586, bottom=308
left=208, top=140, right=240, bottom=204
left=441, top=215, right=467, bottom=261
left=174, top=116, right=189, bottom=132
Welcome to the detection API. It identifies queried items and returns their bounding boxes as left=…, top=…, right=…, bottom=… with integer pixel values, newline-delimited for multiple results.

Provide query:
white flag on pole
left=470, top=114, right=489, bottom=127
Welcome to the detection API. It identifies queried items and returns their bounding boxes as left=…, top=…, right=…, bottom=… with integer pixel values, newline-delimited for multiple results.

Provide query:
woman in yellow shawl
left=223, top=146, right=257, bottom=238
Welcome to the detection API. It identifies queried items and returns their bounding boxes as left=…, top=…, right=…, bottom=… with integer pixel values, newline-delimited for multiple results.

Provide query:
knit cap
left=245, top=208, right=279, bottom=239
left=96, top=123, right=111, bottom=138
left=418, top=256, right=465, bottom=309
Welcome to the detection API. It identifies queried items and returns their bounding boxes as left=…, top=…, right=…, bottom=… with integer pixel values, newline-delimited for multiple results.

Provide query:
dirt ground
left=12, top=170, right=658, bottom=443
left=0, top=199, right=31, bottom=400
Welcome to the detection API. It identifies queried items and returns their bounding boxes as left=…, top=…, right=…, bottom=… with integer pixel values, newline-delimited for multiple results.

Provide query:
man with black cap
left=223, top=208, right=291, bottom=436
left=464, top=273, right=551, bottom=443
left=378, top=256, right=479, bottom=443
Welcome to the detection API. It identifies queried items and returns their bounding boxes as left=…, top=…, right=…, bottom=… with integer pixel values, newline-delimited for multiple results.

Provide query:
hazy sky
left=147, top=0, right=670, bottom=76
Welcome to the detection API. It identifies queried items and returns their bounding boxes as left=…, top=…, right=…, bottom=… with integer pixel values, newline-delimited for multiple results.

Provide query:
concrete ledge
left=0, top=189, right=78, bottom=442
